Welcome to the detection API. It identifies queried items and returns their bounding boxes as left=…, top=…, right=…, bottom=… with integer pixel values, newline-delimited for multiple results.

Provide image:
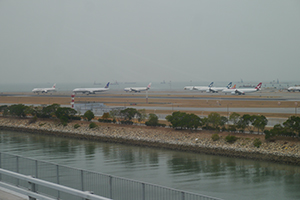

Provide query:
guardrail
left=0, top=152, right=223, bottom=200
left=0, top=168, right=111, bottom=200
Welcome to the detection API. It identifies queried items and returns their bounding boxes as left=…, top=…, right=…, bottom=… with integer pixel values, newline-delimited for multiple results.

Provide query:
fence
left=0, top=168, right=111, bottom=200
left=0, top=152, right=223, bottom=200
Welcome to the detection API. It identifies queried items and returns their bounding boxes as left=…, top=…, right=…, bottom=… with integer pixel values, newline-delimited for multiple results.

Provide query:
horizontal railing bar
left=0, top=181, right=55, bottom=200
left=1, top=151, right=224, bottom=200
left=0, top=168, right=111, bottom=200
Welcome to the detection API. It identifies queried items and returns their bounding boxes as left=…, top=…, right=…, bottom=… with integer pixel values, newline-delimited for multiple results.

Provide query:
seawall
left=0, top=117, right=300, bottom=165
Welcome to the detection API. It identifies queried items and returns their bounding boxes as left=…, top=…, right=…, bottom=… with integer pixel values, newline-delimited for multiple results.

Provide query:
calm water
left=1, top=130, right=300, bottom=200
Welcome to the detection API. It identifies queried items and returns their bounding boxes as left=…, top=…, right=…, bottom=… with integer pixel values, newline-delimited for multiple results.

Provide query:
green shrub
left=253, top=138, right=262, bottom=148
left=225, top=135, right=238, bottom=143
left=39, top=123, right=45, bottom=127
left=211, top=134, right=220, bottom=141
left=74, top=124, right=81, bottom=129
left=89, top=122, right=97, bottom=129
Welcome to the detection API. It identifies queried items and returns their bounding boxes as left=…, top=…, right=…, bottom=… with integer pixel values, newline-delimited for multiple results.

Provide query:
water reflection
left=1, top=130, right=300, bottom=200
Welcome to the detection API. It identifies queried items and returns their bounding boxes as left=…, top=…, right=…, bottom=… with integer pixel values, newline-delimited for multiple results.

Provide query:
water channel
left=0, top=130, right=299, bottom=200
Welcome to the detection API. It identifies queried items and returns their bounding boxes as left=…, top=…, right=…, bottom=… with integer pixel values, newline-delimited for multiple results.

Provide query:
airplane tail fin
left=227, top=82, right=232, bottom=89
left=255, top=82, right=262, bottom=90
left=208, top=82, right=214, bottom=87
left=52, top=84, right=56, bottom=88
left=147, top=83, right=152, bottom=89
left=231, top=84, right=236, bottom=89
left=105, top=82, right=110, bottom=88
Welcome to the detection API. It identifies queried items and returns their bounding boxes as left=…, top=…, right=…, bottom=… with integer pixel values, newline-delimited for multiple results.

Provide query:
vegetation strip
left=0, top=103, right=300, bottom=165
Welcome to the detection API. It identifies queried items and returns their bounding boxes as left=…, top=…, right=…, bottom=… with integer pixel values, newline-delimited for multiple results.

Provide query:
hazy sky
left=1, top=0, right=299, bottom=84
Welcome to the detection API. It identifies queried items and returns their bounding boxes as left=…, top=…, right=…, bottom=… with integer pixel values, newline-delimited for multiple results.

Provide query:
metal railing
left=0, top=152, right=223, bottom=200
left=0, top=168, right=111, bottom=200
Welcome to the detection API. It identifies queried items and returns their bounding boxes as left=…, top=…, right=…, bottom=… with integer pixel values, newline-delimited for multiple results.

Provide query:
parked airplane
left=73, top=82, right=110, bottom=94
left=230, top=82, right=262, bottom=95
left=32, top=84, right=56, bottom=94
left=222, top=84, right=237, bottom=94
left=287, top=86, right=300, bottom=92
left=208, top=82, right=232, bottom=93
left=184, top=82, right=214, bottom=92
left=124, top=83, right=151, bottom=92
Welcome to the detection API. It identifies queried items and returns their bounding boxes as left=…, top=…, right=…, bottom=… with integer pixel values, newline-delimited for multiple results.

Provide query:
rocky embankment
left=0, top=117, right=300, bottom=165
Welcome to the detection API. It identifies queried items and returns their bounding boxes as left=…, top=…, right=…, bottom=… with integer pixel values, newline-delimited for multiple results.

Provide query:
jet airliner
left=225, top=82, right=262, bottom=95
left=32, top=84, right=56, bottom=94
left=208, top=82, right=232, bottom=93
left=287, top=86, right=300, bottom=92
left=184, top=82, right=214, bottom=92
left=73, top=82, right=110, bottom=94
left=124, top=83, right=151, bottom=92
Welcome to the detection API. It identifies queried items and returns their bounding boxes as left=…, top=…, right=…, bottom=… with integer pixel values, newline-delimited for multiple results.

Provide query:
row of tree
left=165, top=111, right=268, bottom=134
left=264, top=116, right=300, bottom=140
left=1, top=104, right=300, bottom=139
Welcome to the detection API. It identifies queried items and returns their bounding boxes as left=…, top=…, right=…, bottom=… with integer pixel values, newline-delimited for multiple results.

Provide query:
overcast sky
left=1, top=0, right=299, bottom=84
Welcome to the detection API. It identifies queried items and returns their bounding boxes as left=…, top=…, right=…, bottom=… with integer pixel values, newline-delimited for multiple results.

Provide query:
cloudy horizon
left=1, top=0, right=299, bottom=84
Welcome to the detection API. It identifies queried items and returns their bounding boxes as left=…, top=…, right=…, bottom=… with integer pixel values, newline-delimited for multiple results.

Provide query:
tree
left=237, top=114, right=253, bottom=132
left=120, top=108, right=139, bottom=121
left=229, top=112, right=240, bottom=127
left=145, top=113, right=159, bottom=126
left=137, top=109, right=147, bottom=122
left=166, top=111, right=187, bottom=129
left=166, top=112, right=201, bottom=130
left=83, top=110, right=94, bottom=121
left=207, top=112, right=222, bottom=130
left=55, top=107, right=77, bottom=125
left=185, top=113, right=202, bottom=130
left=109, top=108, right=122, bottom=120
left=252, top=115, right=268, bottom=134
left=8, top=104, right=28, bottom=117
left=283, top=116, right=300, bottom=136
left=102, top=112, right=110, bottom=119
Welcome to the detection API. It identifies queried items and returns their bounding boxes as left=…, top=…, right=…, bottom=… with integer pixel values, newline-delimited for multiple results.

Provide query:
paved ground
left=0, top=187, right=27, bottom=200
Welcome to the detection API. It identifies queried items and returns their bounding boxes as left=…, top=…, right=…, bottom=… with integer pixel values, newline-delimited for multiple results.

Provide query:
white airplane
left=287, top=86, right=300, bottom=92
left=124, top=83, right=151, bottom=92
left=230, top=82, right=262, bottom=95
left=32, top=84, right=56, bottom=94
left=208, top=82, right=232, bottom=93
left=73, top=82, right=110, bottom=94
left=184, top=82, right=214, bottom=92
left=222, top=84, right=237, bottom=94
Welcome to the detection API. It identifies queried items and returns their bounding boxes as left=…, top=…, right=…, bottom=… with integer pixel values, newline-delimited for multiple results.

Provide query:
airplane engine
left=206, top=89, right=210, bottom=93
left=231, top=91, right=236, bottom=95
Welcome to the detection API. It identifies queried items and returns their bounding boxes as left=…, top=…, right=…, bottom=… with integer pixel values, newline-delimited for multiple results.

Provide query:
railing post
left=109, top=175, right=112, bottom=199
left=0, top=153, right=2, bottom=181
left=181, top=191, right=185, bottom=200
left=35, top=160, right=38, bottom=178
left=57, top=165, right=60, bottom=200
left=16, top=156, right=19, bottom=186
left=81, top=170, right=84, bottom=191
left=28, top=176, right=36, bottom=200
left=142, top=183, right=145, bottom=200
